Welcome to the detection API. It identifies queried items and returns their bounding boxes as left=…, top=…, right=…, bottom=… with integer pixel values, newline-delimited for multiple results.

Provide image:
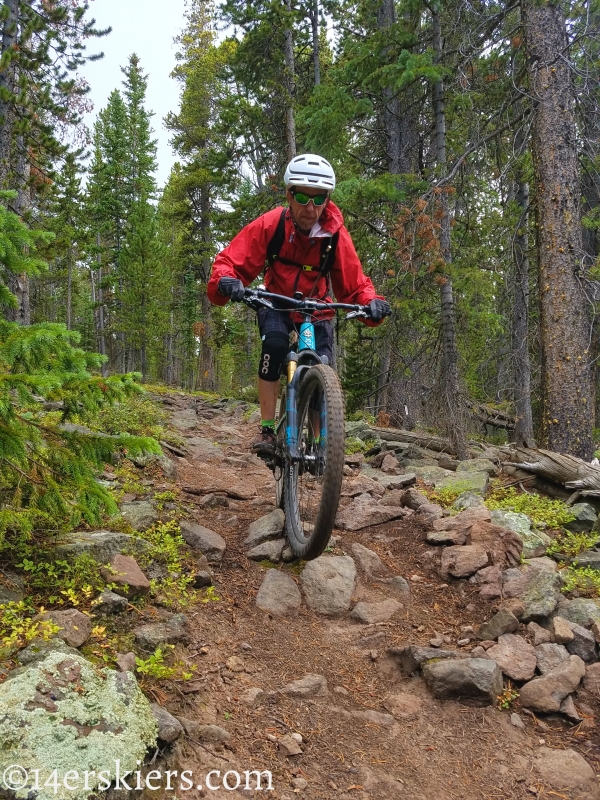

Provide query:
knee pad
left=258, top=331, right=289, bottom=381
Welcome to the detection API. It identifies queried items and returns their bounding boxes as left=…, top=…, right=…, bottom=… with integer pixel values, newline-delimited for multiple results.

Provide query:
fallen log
left=506, top=447, right=600, bottom=497
left=369, top=426, right=494, bottom=460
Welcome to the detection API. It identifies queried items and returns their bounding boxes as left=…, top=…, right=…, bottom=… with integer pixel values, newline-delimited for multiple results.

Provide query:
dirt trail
left=154, top=395, right=600, bottom=800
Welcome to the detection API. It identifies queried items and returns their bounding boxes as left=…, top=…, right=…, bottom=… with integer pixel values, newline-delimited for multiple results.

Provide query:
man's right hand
left=217, top=277, right=245, bottom=301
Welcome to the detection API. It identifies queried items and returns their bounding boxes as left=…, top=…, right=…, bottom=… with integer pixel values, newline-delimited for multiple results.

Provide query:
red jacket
left=207, top=202, right=382, bottom=324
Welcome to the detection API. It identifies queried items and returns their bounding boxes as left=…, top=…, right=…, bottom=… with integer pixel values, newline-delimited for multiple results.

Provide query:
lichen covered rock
left=0, top=651, right=157, bottom=800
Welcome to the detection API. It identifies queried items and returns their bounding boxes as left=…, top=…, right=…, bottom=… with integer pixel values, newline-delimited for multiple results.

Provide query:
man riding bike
left=207, top=153, right=391, bottom=455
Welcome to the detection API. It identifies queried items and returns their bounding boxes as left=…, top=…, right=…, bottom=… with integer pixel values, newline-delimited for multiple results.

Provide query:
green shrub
left=486, top=487, right=575, bottom=529
left=561, top=566, right=600, bottom=597
left=546, top=531, right=600, bottom=559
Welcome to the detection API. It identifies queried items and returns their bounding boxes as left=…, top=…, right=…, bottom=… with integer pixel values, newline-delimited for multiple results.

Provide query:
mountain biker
left=207, top=153, right=391, bottom=456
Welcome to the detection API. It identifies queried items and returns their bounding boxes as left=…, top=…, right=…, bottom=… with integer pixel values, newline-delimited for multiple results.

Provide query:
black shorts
left=257, top=307, right=335, bottom=377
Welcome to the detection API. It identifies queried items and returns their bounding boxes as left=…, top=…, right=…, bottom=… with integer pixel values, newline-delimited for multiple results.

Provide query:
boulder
left=0, top=652, right=157, bottom=797
left=17, top=637, right=79, bottom=666
left=550, top=616, right=575, bottom=644
left=452, top=491, right=486, bottom=511
left=53, top=530, right=151, bottom=563
left=583, top=662, right=600, bottom=692
left=300, top=556, right=356, bottom=615
left=387, top=645, right=461, bottom=675
left=564, top=621, right=598, bottom=662
left=427, top=530, right=468, bottom=545
left=519, top=655, right=586, bottom=712
left=35, top=608, right=92, bottom=648
left=432, top=505, right=491, bottom=532
left=351, top=543, right=389, bottom=577
left=133, top=613, right=189, bottom=650
left=335, top=494, right=408, bottom=531
left=440, top=545, right=490, bottom=578
left=120, top=500, right=158, bottom=532
left=467, top=520, right=523, bottom=567
left=486, top=634, right=537, bottom=681
left=456, top=458, right=497, bottom=476
left=435, top=470, right=489, bottom=495
left=564, top=503, right=598, bottom=532
left=535, top=643, right=571, bottom=674
left=511, top=570, right=563, bottom=622
left=477, top=608, right=520, bottom=641
left=350, top=599, right=402, bottom=624
left=557, top=597, right=600, bottom=627
left=533, top=747, right=598, bottom=794
left=528, top=621, right=552, bottom=646
left=151, top=703, right=184, bottom=743
left=256, top=570, right=302, bottom=617
left=401, top=488, right=432, bottom=509
left=244, top=509, right=285, bottom=548
left=247, top=539, right=286, bottom=563
left=342, top=476, right=385, bottom=498
left=100, top=554, right=150, bottom=597
left=422, top=658, right=503, bottom=706
left=180, top=520, right=226, bottom=563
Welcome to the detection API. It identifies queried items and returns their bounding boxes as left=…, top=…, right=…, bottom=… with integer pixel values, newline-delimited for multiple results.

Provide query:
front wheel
left=274, top=388, right=286, bottom=509
left=284, top=364, right=345, bottom=560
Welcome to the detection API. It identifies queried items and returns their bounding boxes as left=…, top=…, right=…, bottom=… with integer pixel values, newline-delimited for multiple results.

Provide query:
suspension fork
left=284, top=353, right=302, bottom=462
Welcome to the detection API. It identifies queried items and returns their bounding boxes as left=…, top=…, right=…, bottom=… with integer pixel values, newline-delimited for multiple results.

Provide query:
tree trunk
left=432, top=7, right=467, bottom=460
left=0, top=0, right=18, bottom=189
left=511, top=147, right=536, bottom=447
left=522, top=0, right=594, bottom=459
left=5, top=136, right=29, bottom=324
left=309, top=0, right=320, bottom=86
left=282, top=0, right=297, bottom=161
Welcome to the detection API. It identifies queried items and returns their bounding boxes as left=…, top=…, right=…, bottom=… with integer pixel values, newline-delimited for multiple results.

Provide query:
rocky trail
left=4, top=392, right=600, bottom=800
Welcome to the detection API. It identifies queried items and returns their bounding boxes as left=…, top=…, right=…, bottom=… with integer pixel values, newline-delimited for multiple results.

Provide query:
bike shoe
left=251, top=426, right=276, bottom=456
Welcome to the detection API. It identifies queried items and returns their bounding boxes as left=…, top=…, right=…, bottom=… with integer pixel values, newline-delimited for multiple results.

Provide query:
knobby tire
left=284, top=364, right=345, bottom=560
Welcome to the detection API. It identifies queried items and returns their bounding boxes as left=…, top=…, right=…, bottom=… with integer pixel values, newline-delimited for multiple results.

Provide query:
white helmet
left=284, top=153, right=336, bottom=192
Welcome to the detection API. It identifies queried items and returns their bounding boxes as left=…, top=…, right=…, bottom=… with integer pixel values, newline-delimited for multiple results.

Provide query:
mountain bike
left=242, top=286, right=370, bottom=560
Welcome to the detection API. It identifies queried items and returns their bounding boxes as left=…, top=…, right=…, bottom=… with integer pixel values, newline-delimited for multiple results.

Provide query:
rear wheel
left=284, top=364, right=345, bottom=560
left=274, top=389, right=286, bottom=509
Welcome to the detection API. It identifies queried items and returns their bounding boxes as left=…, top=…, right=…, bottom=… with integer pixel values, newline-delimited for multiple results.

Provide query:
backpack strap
left=265, top=208, right=287, bottom=268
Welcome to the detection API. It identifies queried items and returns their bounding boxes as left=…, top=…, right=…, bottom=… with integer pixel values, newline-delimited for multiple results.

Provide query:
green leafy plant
left=138, top=521, right=199, bottom=607
left=200, top=585, right=221, bottom=603
left=497, top=684, right=519, bottom=710
left=17, top=554, right=105, bottom=607
left=153, top=489, right=178, bottom=510
left=486, top=487, right=575, bottom=529
left=546, top=531, right=600, bottom=559
left=0, top=601, right=60, bottom=659
left=135, top=646, right=195, bottom=681
left=561, top=566, right=600, bottom=597
left=424, top=481, right=475, bottom=508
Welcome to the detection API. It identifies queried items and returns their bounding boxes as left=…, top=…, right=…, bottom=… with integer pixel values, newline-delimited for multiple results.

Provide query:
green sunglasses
left=291, top=189, right=329, bottom=206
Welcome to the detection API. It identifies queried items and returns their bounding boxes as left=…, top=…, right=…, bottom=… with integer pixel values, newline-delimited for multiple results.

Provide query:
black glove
left=217, top=277, right=245, bottom=302
left=366, top=298, right=391, bottom=322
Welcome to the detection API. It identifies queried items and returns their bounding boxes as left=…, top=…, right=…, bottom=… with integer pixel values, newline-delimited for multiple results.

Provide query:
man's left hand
left=366, top=299, right=391, bottom=322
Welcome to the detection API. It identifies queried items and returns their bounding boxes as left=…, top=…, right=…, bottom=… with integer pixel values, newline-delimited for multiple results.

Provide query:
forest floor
left=136, top=394, right=600, bottom=800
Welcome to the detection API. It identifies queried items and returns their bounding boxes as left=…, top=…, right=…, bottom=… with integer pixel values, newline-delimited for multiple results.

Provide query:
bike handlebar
left=241, top=286, right=368, bottom=318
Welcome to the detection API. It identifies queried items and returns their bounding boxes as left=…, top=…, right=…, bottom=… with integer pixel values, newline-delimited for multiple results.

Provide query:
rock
left=244, top=509, right=285, bottom=547
left=300, top=556, right=356, bottom=615
left=440, top=545, right=490, bottom=578
left=345, top=420, right=373, bottom=440
left=382, top=473, right=417, bottom=489
left=381, top=575, right=411, bottom=594
left=550, top=616, right=575, bottom=644
left=467, top=520, right=523, bottom=567
left=185, top=436, right=222, bottom=459
left=559, top=694, right=582, bottom=722
left=387, top=645, right=461, bottom=675
left=133, top=614, right=189, bottom=650
left=490, top=509, right=532, bottom=538
left=279, top=734, right=303, bottom=756
left=422, top=658, right=503, bottom=706
left=0, top=652, right=157, bottom=795
left=342, top=475, right=385, bottom=498
left=382, top=691, right=422, bottom=719
left=53, top=530, right=151, bottom=563
left=151, top=703, right=183, bottom=743
left=405, top=465, right=454, bottom=483
left=528, top=621, right=552, bottom=646
left=351, top=599, right=402, bottom=624
left=583, top=662, right=600, bottom=692
left=535, top=643, right=570, bottom=674
left=478, top=608, right=520, bottom=641
left=247, top=538, right=286, bottom=562
left=565, top=503, right=598, bottom=532
left=193, top=570, right=213, bottom=588
left=427, top=529, right=467, bottom=545
left=35, top=608, right=92, bottom=648
left=456, top=458, right=497, bottom=476
left=282, top=546, right=295, bottom=562
left=196, top=724, right=231, bottom=744
left=351, top=542, right=389, bottom=576
left=557, top=597, right=600, bottom=628
left=381, top=453, right=400, bottom=473
left=486, top=634, right=537, bottom=681
left=533, top=747, right=597, bottom=793
left=0, top=573, right=24, bottom=604
left=281, top=674, right=328, bottom=697
left=180, top=520, right=226, bottom=563
left=120, top=500, right=158, bottom=532
left=401, top=488, right=432, bottom=509
left=519, top=655, right=586, bottom=712
left=501, top=598, right=526, bottom=620
left=335, top=494, right=408, bottom=530
left=473, top=564, right=503, bottom=600
left=510, top=712, right=525, bottom=729
left=100, top=554, right=150, bottom=597
left=292, top=777, right=309, bottom=791
left=256, top=570, right=302, bottom=616
left=330, top=706, right=396, bottom=726
left=565, top=621, right=597, bottom=662
left=415, top=503, right=445, bottom=524
left=239, top=687, right=265, bottom=707
left=432, top=505, right=491, bottom=532
left=92, top=589, right=129, bottom=614
left=345, top=452, right=364, bottom=467
left=527, top=556, right=558, bottom=572
left=520, top=570, right=563, bottom=622
left=116, top=652, right=137, bottom=672
left=17, top=637, right=79, bottom=666
left=452, top=491, right=486, bottom=511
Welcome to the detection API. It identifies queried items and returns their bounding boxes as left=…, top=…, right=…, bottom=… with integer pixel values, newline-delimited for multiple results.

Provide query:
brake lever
left=345, top=310, right=369, bottom=320
left=244, top=294, right=274, bottom=310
